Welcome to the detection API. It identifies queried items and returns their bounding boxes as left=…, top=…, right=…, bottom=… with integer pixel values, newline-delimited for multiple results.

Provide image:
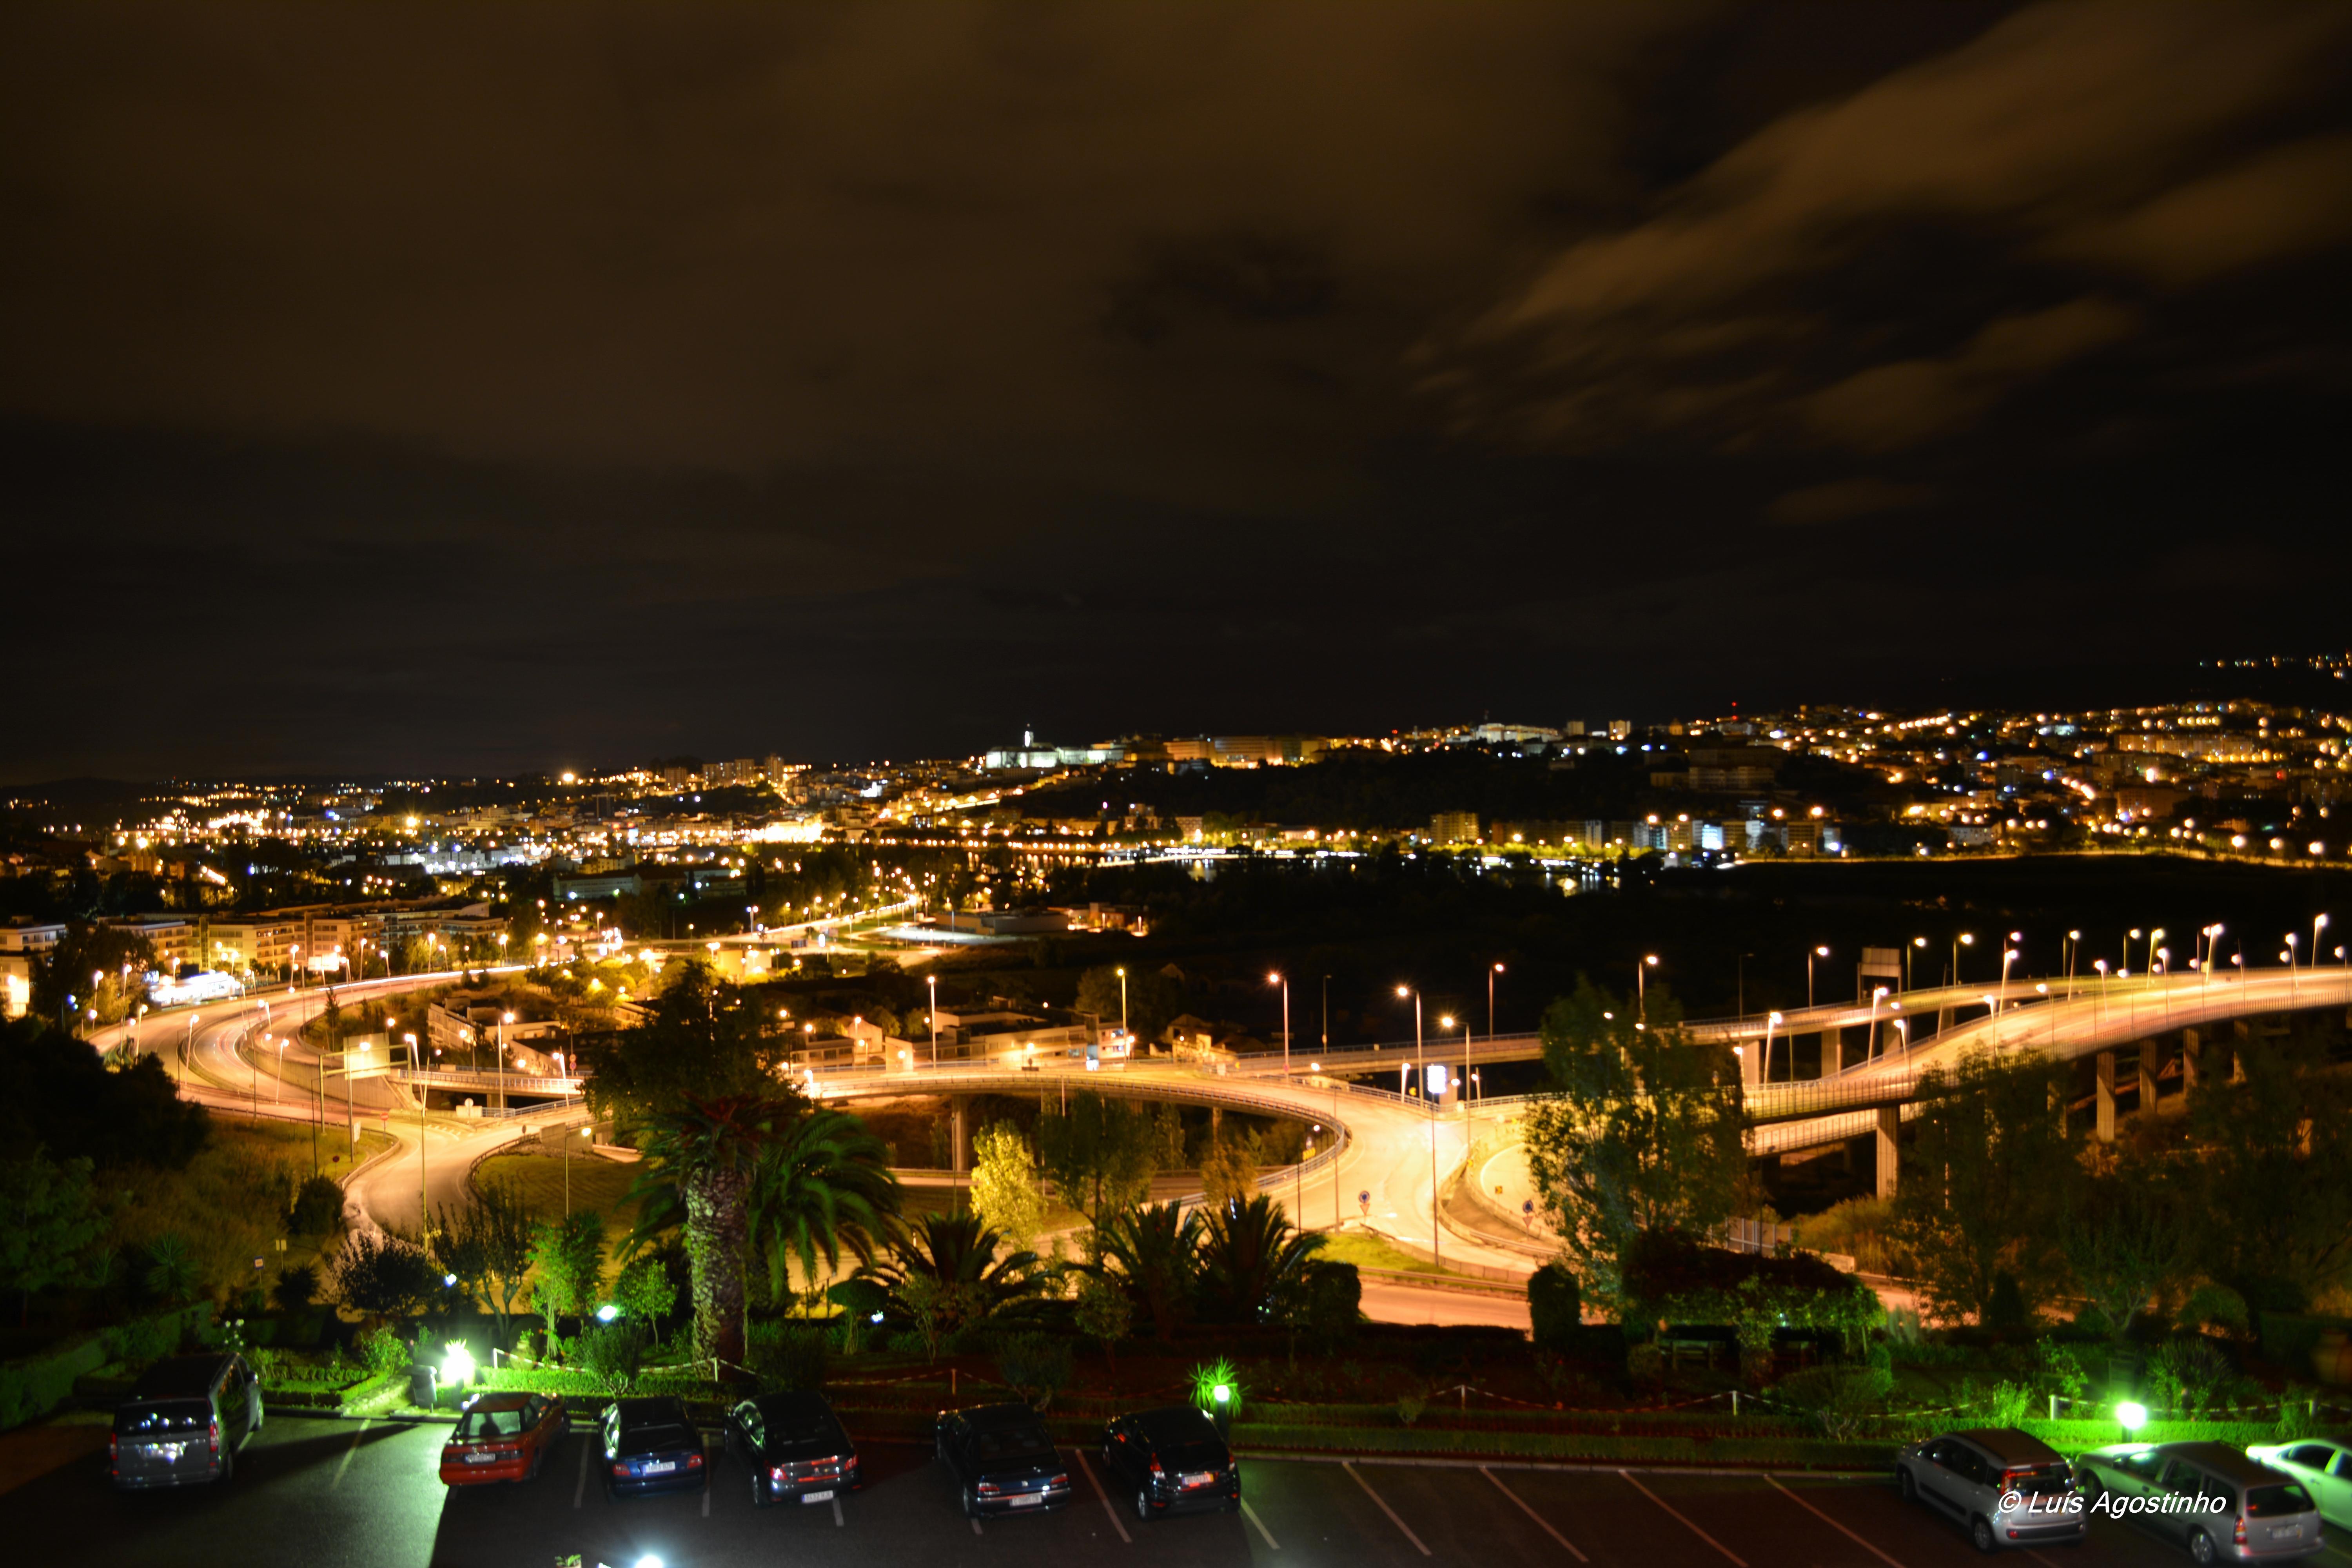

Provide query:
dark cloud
left=0, top=2, right=2347, bottom=781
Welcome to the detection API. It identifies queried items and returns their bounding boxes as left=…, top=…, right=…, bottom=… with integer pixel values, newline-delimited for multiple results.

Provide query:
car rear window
left=976, top=1426, right=1054, bottom=1462
left=2004, top=1461, right=2071, bottom=1494
left=619, top=1423, right=697, bottom=1456
left=115, top=1400, right=211, bottom=1434
left=457, top=1408, right=526, bottom=1439
left=1160, top=1440, right=1228, bottom=1469
left=2249, top=1483, right=2314, bottom=1517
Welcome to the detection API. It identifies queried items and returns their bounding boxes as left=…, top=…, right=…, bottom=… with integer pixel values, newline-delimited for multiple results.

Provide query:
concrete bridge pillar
left=2180, top=1028, right=2201, bottom=1098
left=1874, top=1106, right=1899, bottom=1199
left=950, top=1096, right=971, bottom=1173
left=1818, top=1026, right=1844, bottom=1075
left=2232, top=1020, right=2250, bottom=1083
left=2137, top=1041, right=2160, bottom=1114
left=2095, top=1050, right=2117, bottom=1143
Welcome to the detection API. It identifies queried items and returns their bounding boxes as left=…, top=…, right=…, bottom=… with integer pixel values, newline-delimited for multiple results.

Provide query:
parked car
left=110, top=1353, right=265, bottom=1490
left=2247, top=1443, right=2352, bottom=1529
left=439, top=1392, right=569, bottom=1486
left=1894, top=1427, right=2085, bottom=1552
left=1098, top=1404, right=1240, bottom=1521
left=2075, top=1441, right=2322, bottom=1563
left=724, top=1390, right=860, bottom=1508
left=601, top=1396, right=708, bottom=1500
left=934, top=1403, right=1072, bottom=1519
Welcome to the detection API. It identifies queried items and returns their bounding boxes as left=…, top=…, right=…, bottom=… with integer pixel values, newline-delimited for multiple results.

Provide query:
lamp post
left=1952, top=932, right=1975, bottom=989
left=1764, top=1011, right=1782, bottom=1083
left=2286, top=933, right=2300, bottom=1001
left=1267, top=971, right=1290, bottom=1079
left=928, top=974, right=940, bottom=1068
left=1441, top=1013, right=1462, bottom=1114
left=1998, top=947, right=2019, bottom=1013
left=1808, top=945, right=1828, bottom=1009
left=1907, top=936, right=1926, bottom=993
left=1488, top=962, right=1504, bottom=1046
left=2064, top=930, right=2081, bottom=997
left=1394, top=984, right=1436, bottom=1267
left=405, top=1031, right=425, bottom=1229
left=1638, top=954, right=1659, bottom=1019
left=1312, top=1060, right=1339, bottom=1224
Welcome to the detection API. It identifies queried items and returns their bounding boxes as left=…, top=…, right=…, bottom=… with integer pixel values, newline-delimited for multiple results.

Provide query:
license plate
left=802, top=1490, right=835, bottom=1504
left=643, top=1461, right=675, bottom=1474
left=465, top=1451, right=499, bottom=1465
left=1181, top=1471, right=1216, bottom=1487
left=147, top=1443, right=185, bottom=1461
left=2272, top=1527, right=2300, bottom=1541
left=1007, top=1493, right=1043, bottom=1508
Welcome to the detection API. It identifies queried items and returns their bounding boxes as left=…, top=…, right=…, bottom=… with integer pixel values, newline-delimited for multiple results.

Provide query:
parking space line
left=330, top=1419, right=369, bottom=1488
left=1241, top=1497, right=1280, bottom=1549
left=1343, top=1461, right=1432, bottom=1556
left=702, top=1482, right=712, bottom=1517
left=1764, top=1475, right=1905, bottom=1568
left=1073, top=1448, right=1133, bottom=1543
left=1481, top=1466, right=1587, bottom=1561
left=1620, top=1470, right=1748, bottom=1566
left=971, top=1516, right=984, bottom=1536
left=833, top=1496, right=845, bottom=1527
left=574, top=1438, right=590, bottom=1507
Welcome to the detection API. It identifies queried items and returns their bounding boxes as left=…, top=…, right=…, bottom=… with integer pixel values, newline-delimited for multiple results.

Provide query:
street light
left=1638, top=954, right=1659, bottom=1018
left=1267, top=971, right=1290, bottom=1079
left=1808, top=945, right=1829, bottom=1009
left=1763, top=1011, right=1783, bottom=1083
left=1487, top=962, right=1504, bottom=1046
left=927, top=974, right=939, bottom=1068
left=1394, top=984, right=1437, bottom=1267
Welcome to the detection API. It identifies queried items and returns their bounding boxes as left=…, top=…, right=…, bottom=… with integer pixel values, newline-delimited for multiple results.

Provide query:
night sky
left=5, top=3, right=2348, bottom=781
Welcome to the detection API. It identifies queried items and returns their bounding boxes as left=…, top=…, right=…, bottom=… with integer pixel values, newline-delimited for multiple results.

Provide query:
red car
left=439, top=1392, right=569, bottom=1486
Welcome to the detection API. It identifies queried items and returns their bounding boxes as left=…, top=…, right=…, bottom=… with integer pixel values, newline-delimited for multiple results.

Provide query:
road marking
left=1343, top=1461, right=1432, bottom=1556
left=330, top=1419, right=369, bottom=1488
left=703, top=1480, right=712, bottom=1517
left=1620, top=1469, right=1748, bottom=1566
left=833, top=1496, right=845, bottom=1527
left=971, top=1516, right=984, bottom=1535
left=1241, top=1497, right=1281, bottom=1550
left=1764, top=1476, right=1905, bottom=1568
left=1073, top=1447, right=1132, bottom=1543
left=574, top=1438, right=590, bottom=1507
left=1482, top=1466, right=1587, bottom=1561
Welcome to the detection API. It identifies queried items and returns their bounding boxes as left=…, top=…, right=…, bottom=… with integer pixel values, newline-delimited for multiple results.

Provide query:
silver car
left=2075, top=1441, right=2322, bottom=1563
left=109, top=1353, right=265, bottom=1489
left=2246, top=1442, right=2352, bottom=1530
left=1895, top=1426, right=2086, bottom=1552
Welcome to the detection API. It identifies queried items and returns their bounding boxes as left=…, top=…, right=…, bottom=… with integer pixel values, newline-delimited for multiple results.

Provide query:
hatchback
left=725, top=1390, right=860, bottom=1508
left=1895, top=1427, right=2085, bottom=1551
left=935, top=1403, right=1071, bottom=1519
left=1100, top=1405, right=1240, bottom=1521
left=601, top=1397, right=708, bottom=1500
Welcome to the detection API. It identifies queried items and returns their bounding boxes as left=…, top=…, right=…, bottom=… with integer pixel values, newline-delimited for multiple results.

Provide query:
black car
left=601, top=1396, right=707, bottom=1500
left=1100, top=1405, right=1240, bottom=1521
left=724, top=1390, right=861, bottom=1509
left=934, top=1403, right=1073, bottom=1519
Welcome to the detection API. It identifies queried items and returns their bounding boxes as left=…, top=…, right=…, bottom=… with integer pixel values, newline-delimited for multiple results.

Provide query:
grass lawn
left=474, top=1149, right=644, bottom=1249
left=1317, top=1231, right=1460, bottom=1278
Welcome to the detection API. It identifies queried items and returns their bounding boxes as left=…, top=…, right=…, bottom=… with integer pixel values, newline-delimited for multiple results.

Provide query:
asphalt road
left=9, top=1412, right=2332, bottom=1568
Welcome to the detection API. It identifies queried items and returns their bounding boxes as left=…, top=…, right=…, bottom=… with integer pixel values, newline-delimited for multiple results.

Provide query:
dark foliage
left=0, top=1017, right=209, bottom=1168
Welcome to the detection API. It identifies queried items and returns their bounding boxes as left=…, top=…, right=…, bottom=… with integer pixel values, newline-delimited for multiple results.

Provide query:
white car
left=2247, top=1443, right=2352, bottom=1529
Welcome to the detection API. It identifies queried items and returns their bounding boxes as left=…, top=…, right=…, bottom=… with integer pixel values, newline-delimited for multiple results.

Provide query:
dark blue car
left=934, top=1403, right=1072, bottom=1519
left=601, top=1397, right=707, bottom=1500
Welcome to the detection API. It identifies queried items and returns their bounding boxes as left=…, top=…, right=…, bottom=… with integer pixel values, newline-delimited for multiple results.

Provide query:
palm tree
left=1091, top=1201, right=1203, bottom=1339
left=863, top=1212, right=1049, bottom=1327
left=1196, top=1194, right=1326, bottom=1325
left=626, top=1092, right=801, bottom=1366
left=749, top=1108, right=903, bottom=1310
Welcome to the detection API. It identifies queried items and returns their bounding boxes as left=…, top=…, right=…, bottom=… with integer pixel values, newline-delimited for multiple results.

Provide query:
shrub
left=356, top=1325, right=411, bottom=1378
left=747, top=1320, right=829, bottom=1393
left=1777, top=1363, right=1891, bottom=1441
left=1395, top=1392, right=1426, bottom=1428
left=995, top=1332, right=1074, bottom=1412
left=272, top=1263, right=319, bottom=1313
left=1528, top=1263, right=1582, bottom=1352
left=115, top=1312, right=183, bottom=1364
left=288, top=1175, right=345, bottom=1236
left=579, top=1321, right=645, bottom=1395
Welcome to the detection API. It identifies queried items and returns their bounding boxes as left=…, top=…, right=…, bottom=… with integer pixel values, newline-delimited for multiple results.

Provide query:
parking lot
left=7, top=1413, right=2350, bottom=1568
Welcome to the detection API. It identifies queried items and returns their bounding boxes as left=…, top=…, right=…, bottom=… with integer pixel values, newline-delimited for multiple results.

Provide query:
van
left=110, top=1354, right=265, bottom=1489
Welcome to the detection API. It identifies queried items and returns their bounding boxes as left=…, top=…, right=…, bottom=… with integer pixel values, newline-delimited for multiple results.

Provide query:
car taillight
left=772, top=1465, right=786, bottom=1482
left=108, top=1434, right=118, bottom=1464
left=612, top=1463, right=630, bottom=1478
left=2235, top=1518, right=2248, bottom=1546
left=1149, top=1460, right=1164, bottom=1478
left=208, top=1421, right=220, bottom=1455
left=977, top=1482, right=1002, bottom=1496
left=1051, top=1473, right=1070, bottom=1488
left=686, top=1452, right=703, bottom=1468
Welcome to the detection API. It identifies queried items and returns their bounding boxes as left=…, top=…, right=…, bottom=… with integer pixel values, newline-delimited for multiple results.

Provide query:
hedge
left=0, top=1305, right=212, bottom=1431
left=2018, top=1417, right=2313, bottom=1454
left=1231, top=1423, right=1893, bottom=1468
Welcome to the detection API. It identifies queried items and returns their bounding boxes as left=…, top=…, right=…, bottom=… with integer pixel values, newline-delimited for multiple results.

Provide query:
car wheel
left=751, top=1467, right=770, bottom=1509
left=1135, top=1486, right=1156, bottom=1522
left=1225, top=1497, right=1241, bottom=1515
left=1897, top=1468, right=1916, bottom=1504
left=962, top=1489, right=980, bottom=1520
left=218, top=1446, right=234, bottom=1484
left=1970, top=1515, right=1997, bottom=1555
left=2187, top=1530, right=2216, bottom=1566
left=2080, top=1474, right=2103, bottom=1507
